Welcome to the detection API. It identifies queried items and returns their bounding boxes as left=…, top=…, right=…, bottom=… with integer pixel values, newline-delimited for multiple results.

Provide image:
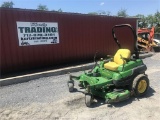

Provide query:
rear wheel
left=132, top=74, right=149, bottom=97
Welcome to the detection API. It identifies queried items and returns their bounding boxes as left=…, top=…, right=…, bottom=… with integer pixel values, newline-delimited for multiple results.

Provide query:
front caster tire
left=68, top=82, right=74, bottom=92
left=105, top=99, right=110, bottom=104
left=78, top=82, right=83, bottom=87
left=132, top=74, right=149, bottom=97
left=85, top=94, right=93, bottom=107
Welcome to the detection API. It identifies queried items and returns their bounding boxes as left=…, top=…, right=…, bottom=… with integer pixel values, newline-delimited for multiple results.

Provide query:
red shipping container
left=0, top=8, right=137, bottom=75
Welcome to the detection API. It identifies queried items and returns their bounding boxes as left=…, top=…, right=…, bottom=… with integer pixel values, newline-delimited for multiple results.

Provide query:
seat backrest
left=114, top=49, right=131, bottom=65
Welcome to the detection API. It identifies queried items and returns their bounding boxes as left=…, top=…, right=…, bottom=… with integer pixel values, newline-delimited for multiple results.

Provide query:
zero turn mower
left=67, top=24, right=149, bottom=107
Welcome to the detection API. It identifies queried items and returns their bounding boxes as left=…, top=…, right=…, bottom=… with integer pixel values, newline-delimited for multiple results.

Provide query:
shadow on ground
left=70, top=87, right=155, bottom=108
left=145, top=87, right=155, bottom=98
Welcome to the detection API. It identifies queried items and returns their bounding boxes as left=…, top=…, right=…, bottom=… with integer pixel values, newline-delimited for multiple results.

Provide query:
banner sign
left=16, top=22, right=59, bottom=46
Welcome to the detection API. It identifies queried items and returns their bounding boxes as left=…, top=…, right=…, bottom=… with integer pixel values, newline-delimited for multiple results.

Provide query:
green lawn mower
left=67, top=24, right=149, bottom=107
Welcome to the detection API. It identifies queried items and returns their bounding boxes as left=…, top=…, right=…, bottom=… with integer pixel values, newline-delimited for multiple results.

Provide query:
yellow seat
left=104, top=49, right=131, bottom=71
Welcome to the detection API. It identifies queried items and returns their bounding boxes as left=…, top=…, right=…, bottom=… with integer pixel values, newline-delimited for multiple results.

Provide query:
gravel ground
left=0, top=53, right=160, bottom=120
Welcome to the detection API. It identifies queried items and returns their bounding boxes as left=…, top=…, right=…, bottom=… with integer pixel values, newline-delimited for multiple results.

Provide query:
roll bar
left=112, top=24, right=139, bottom=59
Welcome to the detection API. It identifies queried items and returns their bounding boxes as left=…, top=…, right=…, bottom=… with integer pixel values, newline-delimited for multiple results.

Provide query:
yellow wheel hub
left=138, top=80, right=147, bottom=93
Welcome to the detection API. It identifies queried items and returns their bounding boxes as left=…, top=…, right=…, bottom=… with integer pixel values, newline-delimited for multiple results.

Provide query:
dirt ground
left=0, top=53, right=160, bottom=120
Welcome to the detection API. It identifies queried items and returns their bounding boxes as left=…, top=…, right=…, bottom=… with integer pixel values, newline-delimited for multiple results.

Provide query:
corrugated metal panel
left=0, top=8, right=137, bottom=75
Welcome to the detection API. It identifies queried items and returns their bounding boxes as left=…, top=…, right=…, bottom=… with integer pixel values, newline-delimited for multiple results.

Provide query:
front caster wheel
left=78, top=82, right=83, bottom=87
left=68, top=82, right=74, bottom=92
left=105, top=99, right=110, bottom=104
left=85, top=94, right=93, bottom=107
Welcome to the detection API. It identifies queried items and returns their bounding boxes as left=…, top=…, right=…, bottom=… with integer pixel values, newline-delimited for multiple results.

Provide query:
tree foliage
left=88, top=10, right=111, bottom=16
left=97, top=10, right=106, bottom=15
left=37, top=4, right=48, bottom=11
left=136, top=14, right=147, bottom=28
left=36, top=5, right=62, bottom=12
left=137, top=11, right=160, bottom=33
left=57, top=8, right=63, bottom=12
left=117, top=8, right=128, bottom=17
left=88, top=12, right=98, bottom=15
left=1, top=1, right=14, bottom=8
left=106, top=11, right=111, bottom=16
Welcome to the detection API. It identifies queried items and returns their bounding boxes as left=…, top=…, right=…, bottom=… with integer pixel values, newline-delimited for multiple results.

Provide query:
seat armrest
left=123, top=57, right=130, bottom=62
left=120, top=54, right=130, bottom=62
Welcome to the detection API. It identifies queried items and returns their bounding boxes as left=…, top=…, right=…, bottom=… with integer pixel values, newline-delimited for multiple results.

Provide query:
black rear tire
left=132, top=74, right=149, bottom=97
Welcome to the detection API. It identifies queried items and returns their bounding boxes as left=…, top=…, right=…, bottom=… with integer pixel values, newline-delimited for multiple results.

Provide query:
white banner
left=16, top=22, right=59, bottom=46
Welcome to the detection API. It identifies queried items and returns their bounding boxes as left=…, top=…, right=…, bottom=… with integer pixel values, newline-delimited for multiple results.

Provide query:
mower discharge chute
left=67, top=24, right=149, bottom=107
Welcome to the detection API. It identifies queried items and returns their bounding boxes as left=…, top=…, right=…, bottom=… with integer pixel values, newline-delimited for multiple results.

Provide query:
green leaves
left=37, top=4, right=48, bottom=11
left=117, top=8, right=128, bottom=17
left=1, top=1, right=14, bottom=8
left=137, top=11, right=160, bottom=33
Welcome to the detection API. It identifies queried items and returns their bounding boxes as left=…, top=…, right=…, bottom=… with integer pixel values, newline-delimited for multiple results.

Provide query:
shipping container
left=0, top=8, right=138, bottom=76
